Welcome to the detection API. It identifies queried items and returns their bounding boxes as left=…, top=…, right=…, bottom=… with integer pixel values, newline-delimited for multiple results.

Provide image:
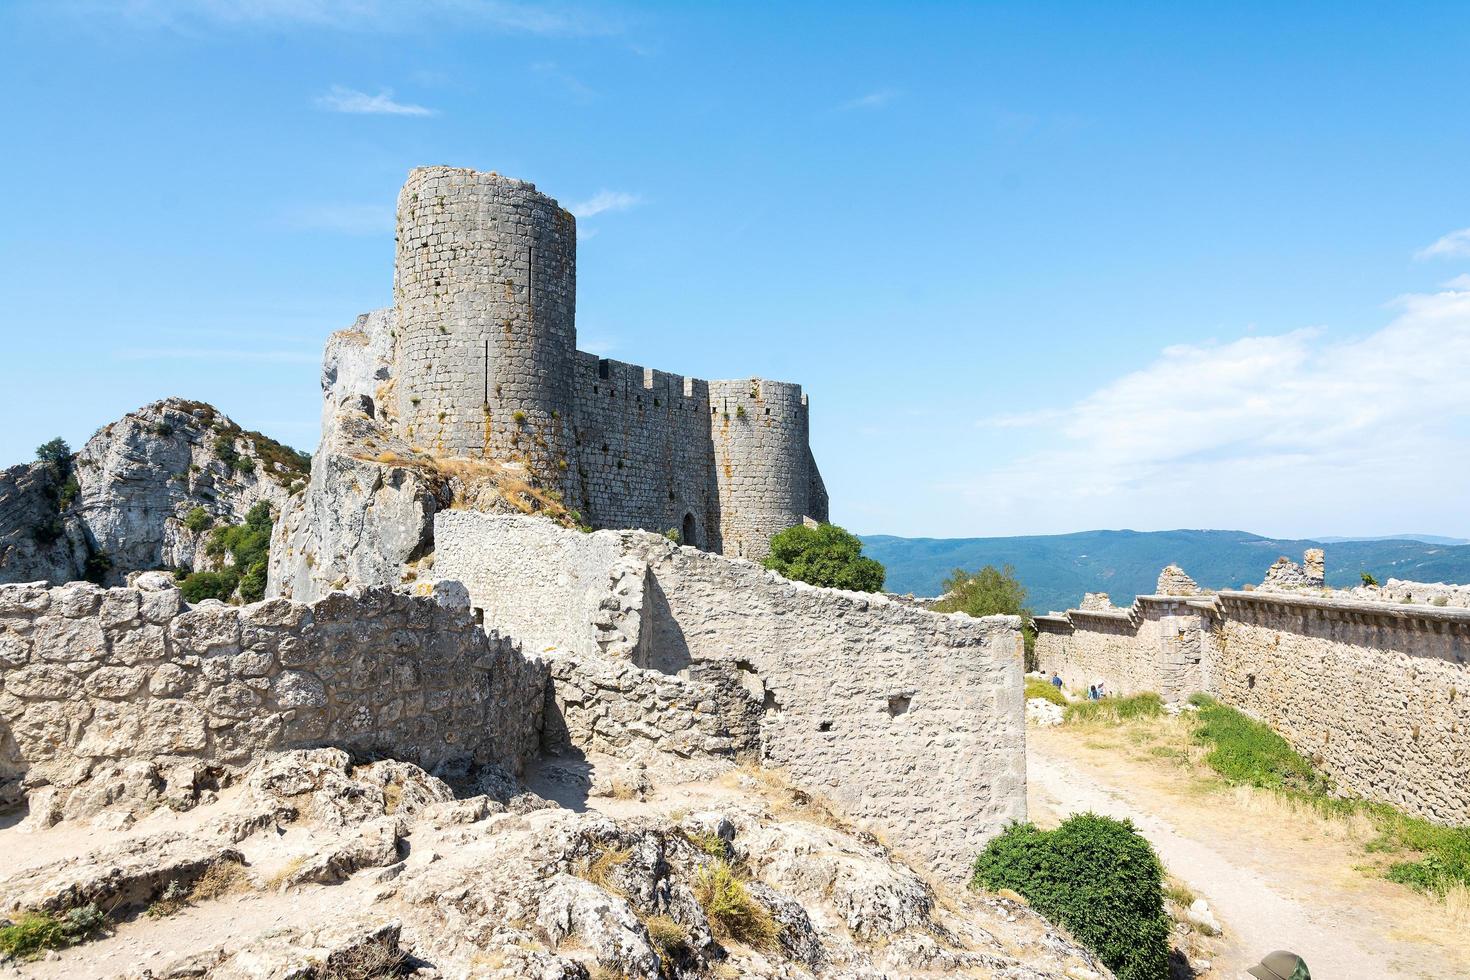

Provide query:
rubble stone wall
left=0, top=578, right=548, bottom=811
left=433, top=512, right=1027, bottom=881
left=1036, top=589, right=1470, bottom=825
left=1205, top=593, right=1470, bottom=824
left=1034, top=599, right=1206, bottom=701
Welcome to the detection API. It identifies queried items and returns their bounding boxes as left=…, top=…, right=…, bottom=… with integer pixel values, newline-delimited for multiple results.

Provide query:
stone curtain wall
left=394, top=167, right=577, bottom=471
left=0, top=578, right=548, bottom=813
left=707, top=379, right=826, bottom=560
left=1205, top=593, right=1470, bottom=824
left=433, top=512, right=1027, bottom=881
left=1037, top=589, right=1470, bottom=825
left=1034, top=598, right=1205, bottom=701
left=569, top=354, right=722, bottom=550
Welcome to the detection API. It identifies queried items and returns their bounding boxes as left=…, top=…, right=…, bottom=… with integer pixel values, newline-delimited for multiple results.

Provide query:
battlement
left=381, top=166, right=825, bottom=559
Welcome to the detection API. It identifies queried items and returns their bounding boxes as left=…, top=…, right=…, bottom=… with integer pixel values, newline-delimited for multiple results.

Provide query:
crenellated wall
left=432, top=511, right=1026, bottom=881
left=1036, top=586, right=1470, bottom=825
left=370, top=166, right=826, bottom=561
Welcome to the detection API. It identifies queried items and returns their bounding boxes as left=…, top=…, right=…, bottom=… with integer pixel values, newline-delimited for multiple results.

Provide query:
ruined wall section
left=393, top=167, right=576, bottom=477
left=1204, top=593, right=1470, bottom=824
left=432, top=512, right=1026, bottom=881
left=0, top=578, right=548, bottom=815
left=569, top=354, right=720, bottom=548
left=708, top=380, right=823, bottom=560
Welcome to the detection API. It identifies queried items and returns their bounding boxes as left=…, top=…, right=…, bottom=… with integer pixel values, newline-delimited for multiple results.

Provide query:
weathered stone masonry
left=0, top=577, right=548, bottom=816
left=432, top=512, right=1027, bottom=881
left=388, top=167, right=826, bottom=560
left=1037, top=586, right=1470, bottom=826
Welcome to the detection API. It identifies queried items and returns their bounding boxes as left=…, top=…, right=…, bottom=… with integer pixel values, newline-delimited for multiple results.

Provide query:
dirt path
left=1028, top=727, right=1467, bottom=979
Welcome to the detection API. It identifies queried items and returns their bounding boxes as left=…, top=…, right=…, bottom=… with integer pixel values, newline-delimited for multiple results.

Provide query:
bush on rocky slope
left=973, top=813, right=1171, bottom=980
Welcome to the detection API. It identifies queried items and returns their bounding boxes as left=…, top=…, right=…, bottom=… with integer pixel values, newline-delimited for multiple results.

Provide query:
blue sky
left=3, top=1, right=1469, bottom=539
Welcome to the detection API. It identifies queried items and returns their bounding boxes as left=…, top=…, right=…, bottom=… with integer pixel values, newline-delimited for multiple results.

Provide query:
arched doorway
left=682, top=512, right=698, bottom=549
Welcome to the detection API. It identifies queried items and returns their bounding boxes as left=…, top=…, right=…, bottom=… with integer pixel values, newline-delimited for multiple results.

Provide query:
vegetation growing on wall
left=931, top=564, right=1037, bottom=668
left=973, top=813, right=1171, bottom=980
left=762, top=523, right=885, bottom=592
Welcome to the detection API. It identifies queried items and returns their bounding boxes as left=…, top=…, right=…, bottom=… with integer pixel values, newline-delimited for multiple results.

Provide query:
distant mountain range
left=860, top=529, right=1470, bottom=614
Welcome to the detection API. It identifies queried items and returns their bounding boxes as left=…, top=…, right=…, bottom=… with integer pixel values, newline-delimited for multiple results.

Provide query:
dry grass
left=606, top=779, right=638, bottom=801
left=358, top=450, right=577, bottom=527
left=693, top=860, right=780, bottom=951
left=642, top=913, right=690, bottom=960
left=318, top=934, right=406, bottom=979
left=683, top=828, right=728, bottom=858
left=580, top=845, right=632, bottom=891
left=192, top=859, right=251, bottom=901
left=737, top=764, right=856, bottom=837
left=261, top=855, right=310, bottom=892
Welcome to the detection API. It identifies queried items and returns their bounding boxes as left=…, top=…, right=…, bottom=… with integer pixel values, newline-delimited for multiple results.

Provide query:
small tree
left=931, top=564, right=1036, bottom=668
left=762, top=523, right=885, bottom=593
left=1360, top=570, right=1380, bottom=587
left=35, top=438, right=72, bottom=472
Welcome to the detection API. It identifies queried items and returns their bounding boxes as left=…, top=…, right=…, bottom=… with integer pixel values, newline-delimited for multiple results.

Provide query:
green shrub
left=183, top=506, right=213, bottom=534
left=179, top=571, right=239, bottom=603
left=30, top=518, right=64, bottom=545
left=82, top=551, right=113, bottom=585
left=973, top=814, right=1170, bottom=980
left=0, top=904, right=105, bottom=960
left=233, top=456, right=256, bottom=475
left=930, top=564, right=1037, bottom=668
left=1187, top=694, right=1325, bottom=792
left=762, top=523, right=885, bottom=593
left=1064, top=692, right=1164, bottom=725
left=1360, top=570, right=1380, bottom=587
left=35, top=437, right=72, bottom=473
left=57, top=474, right=80, bottom=510
left=1025, top=678, right=1067, bottom=706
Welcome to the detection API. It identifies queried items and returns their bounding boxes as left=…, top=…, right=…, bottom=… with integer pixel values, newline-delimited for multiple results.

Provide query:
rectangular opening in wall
left=598, top=359, right=610, bottom=380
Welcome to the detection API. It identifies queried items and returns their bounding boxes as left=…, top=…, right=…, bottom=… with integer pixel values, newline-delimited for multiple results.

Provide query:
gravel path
left=1028, top=745, right=1402, bottom=979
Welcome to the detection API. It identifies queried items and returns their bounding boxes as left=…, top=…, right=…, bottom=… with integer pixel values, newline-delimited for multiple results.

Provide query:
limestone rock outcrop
left=0, top=399, right=308, bottom=588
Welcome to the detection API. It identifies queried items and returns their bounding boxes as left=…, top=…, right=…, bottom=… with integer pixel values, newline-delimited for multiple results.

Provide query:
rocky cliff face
left=0, top=399, right=309, bottom=587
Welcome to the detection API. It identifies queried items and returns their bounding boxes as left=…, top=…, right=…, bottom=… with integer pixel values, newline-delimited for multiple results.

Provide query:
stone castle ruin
left=1036, top=549, right=1470, bottom=828
left=361, top=167, right=825, bottom=560
left=0, top=167, right=1038, bottom=975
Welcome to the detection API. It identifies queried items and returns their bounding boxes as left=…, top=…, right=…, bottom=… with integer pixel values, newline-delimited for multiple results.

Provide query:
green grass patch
left=1187, top=694, right=1470, bottom=895
left=1063, top=692, right=1164, bottom=725
left=1025, top=678, right=1067, bottom=706
left=0, top=905, right=105, bottom=960
left=1186, top=694, right=1326, bottom=793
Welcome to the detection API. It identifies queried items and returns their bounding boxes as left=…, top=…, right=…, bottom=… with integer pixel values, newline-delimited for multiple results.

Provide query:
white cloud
left=946, top=279, right=1470, bottom=536
left=315, top=85, right=435, bottom=116
left=570, top=190, right=641, bottom=218
left=1442, top=273, right=1470, bottom=290
left=1416, top=227, right=1470, bottom=260
left=281, top=203, right=394, bottom=234
left=840, top=89, right=897, bottom=111
left=69, top=0, right=621, bottom=36
left=581, top=336, right=617, bottom=355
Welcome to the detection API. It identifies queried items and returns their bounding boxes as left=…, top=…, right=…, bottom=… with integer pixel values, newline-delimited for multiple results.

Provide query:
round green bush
left=973, top=813, right=1171, bottom=980
left=760, top=523, right=885, bottom=592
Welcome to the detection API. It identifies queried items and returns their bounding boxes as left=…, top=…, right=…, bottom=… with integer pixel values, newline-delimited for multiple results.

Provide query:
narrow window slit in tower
left=528, top=246, right=535, bottom=318
left=483, top=339, right=490, bottom=406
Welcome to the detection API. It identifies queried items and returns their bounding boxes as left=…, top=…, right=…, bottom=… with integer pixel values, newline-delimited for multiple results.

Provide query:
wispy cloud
left=1416, top=227, right=1470, bottom=260
left=281, top=203, right=395, bottom=235
left=531, top=61, right=596, bottom=101
left=581, top=336, right=617, bottom=355
left=115, top=348, right=319, bottom=364
left=67, top=0, right=622, bottom=36
left=839, top=89, right=898, bottom=111
left=570, top=190, right=641, bottom=218
left=316, top=85, right=435, bottom=116
left=946, top=280, right=1470, bottom=536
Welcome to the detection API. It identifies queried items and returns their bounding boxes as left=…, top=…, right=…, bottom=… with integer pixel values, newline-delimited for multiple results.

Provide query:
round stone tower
left=708, top=378, right=819, bottom=559
left=393, top=167, right=576, bottom=476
